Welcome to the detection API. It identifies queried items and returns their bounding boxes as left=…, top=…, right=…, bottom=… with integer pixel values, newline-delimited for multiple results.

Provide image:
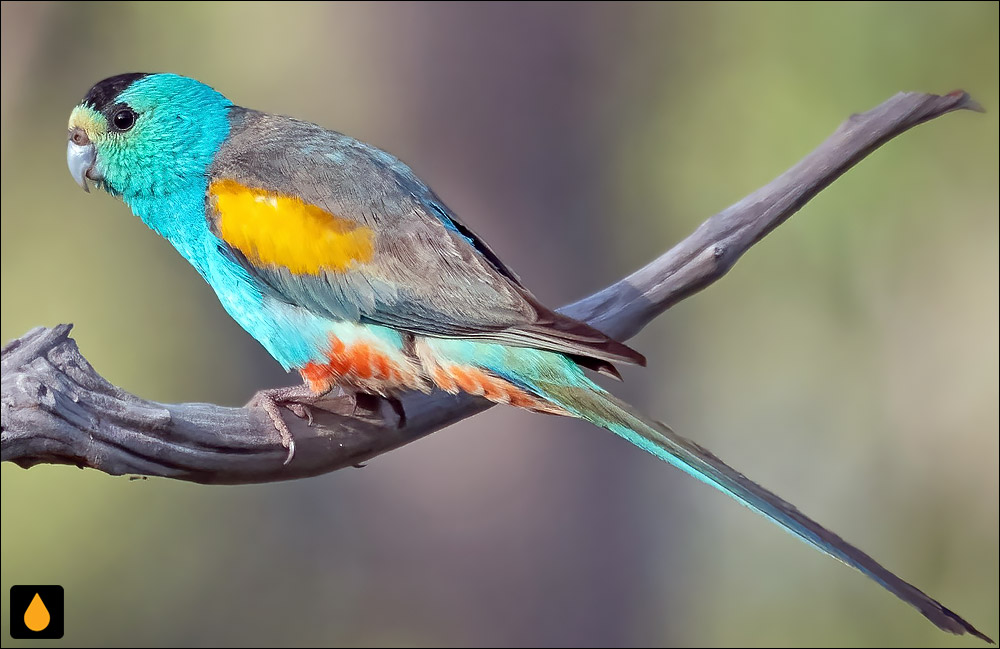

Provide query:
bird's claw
left=286, top=402, right=314, bottom=425
left=249, top=386, right=320, bottom=465
left=255, top=394, right=297, bottom=465
left=249, top=385, right=403, bottom=465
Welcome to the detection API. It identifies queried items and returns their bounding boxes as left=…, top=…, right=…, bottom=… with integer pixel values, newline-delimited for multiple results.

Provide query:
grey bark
left=1, top=90, right=979, bottom=485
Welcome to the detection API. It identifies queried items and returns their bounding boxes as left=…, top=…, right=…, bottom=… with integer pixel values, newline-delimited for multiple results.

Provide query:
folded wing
left=207, top=107, right=645, bottom=371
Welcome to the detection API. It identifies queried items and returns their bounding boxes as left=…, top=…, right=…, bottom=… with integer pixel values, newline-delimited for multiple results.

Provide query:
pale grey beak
left=67, top=135, right=96, bottom=193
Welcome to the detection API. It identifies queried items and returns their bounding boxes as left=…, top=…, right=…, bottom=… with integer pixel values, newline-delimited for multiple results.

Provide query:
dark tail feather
left=540, top=383, right=993, bottom=643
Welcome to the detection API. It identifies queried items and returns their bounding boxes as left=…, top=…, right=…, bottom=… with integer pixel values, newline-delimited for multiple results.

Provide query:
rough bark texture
left=1, top=91, right=979, bottom=485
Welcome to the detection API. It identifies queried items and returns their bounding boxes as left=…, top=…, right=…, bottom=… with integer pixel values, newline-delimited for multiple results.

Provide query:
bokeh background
left=1, top=2, right=997, bottom=647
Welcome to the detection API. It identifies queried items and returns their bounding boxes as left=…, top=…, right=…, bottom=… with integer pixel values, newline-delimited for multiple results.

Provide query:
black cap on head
left=83, top=73, right=150, bottom=111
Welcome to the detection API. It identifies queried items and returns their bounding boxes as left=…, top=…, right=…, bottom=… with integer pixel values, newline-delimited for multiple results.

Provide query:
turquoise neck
left=125, top=183, right=216, bottom=276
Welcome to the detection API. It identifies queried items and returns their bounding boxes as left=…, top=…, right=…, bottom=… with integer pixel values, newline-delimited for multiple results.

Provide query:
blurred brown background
left=1, top=2, right=996, bottom=647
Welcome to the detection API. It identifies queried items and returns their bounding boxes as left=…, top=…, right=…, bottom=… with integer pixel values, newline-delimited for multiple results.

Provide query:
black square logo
left=9, top=585, right=64, bottom=639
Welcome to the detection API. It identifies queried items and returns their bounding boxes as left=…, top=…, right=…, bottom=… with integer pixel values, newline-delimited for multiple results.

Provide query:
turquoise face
left=66, top=73, right=244, bottom=315
left=67, top=74, right=233, bottom=199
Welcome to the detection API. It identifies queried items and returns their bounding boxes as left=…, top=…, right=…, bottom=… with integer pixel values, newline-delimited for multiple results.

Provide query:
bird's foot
left=248, top=384, right=320, bottom=465
left=249, top=386, right=406, bottom=464
left=285, top=402, right=314, bottom=425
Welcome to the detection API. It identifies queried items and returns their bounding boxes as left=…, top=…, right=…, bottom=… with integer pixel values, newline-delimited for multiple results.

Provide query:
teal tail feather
left=534, top=382, right=993, bottom=643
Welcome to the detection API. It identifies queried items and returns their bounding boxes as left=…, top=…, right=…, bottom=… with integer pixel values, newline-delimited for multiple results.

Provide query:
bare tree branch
left=1, top=91, right=979, bottom=485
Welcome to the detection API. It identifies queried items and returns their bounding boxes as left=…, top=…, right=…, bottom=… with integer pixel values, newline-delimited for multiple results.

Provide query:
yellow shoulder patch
left=210, top=179, right=374, bottom=275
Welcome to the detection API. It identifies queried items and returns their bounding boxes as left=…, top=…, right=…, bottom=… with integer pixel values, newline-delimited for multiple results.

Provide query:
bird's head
left=67, top=73, right=232, bottom=199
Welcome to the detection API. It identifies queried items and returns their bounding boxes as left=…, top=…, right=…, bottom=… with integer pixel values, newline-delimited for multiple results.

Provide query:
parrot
left=66, top=73, right=991, bottom=642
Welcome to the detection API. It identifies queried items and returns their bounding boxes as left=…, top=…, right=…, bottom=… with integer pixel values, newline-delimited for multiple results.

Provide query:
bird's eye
left=112, top=109, right=136, bottom=131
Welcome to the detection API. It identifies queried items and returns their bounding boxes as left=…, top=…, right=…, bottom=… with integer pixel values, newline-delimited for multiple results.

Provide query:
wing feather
left=208, top=107, right=645, bottom=368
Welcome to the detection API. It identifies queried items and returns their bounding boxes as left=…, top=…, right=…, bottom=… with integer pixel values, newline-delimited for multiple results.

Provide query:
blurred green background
left=1, top=2, right=996, bottom=647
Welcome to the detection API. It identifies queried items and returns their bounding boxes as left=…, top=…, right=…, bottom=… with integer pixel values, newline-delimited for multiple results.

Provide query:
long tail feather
left=536, top=382, right=992, bottom=643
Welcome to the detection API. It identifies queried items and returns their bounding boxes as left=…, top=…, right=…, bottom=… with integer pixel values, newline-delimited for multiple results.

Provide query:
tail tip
left=936, top=606, right=994, bottom=644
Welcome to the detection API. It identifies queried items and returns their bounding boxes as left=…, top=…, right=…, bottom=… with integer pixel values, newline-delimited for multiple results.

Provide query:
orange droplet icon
left=24, top=592, right=51, bottom=632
